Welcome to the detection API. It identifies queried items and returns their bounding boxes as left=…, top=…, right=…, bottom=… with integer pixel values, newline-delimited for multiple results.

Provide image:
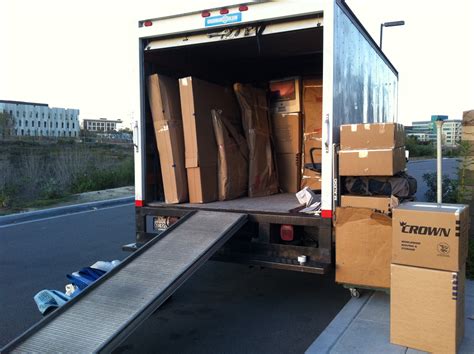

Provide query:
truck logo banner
left=205, top=13, right=242, bottom=27
left=399, top=221, right=450, bottom=237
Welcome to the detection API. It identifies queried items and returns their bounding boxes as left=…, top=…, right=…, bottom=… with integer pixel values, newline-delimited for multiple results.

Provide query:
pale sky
left=0, top=0, right=473, bottom=127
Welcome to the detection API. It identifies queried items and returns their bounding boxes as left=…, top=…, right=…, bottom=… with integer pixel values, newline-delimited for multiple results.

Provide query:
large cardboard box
left=234, top=83, right=278, bottom=197
left=302, top=78, right=323, bottom=135
left=147, top=74, right=188, bottom=204
left=276, top=153, right=301, bottom=193
left=211, top=109, right=248, bottom=201
left=335, top=207, right=391, bottom=288
left=271, top=113, right=302, bottom=154
left=391, top=264, right=465, bottom=353
left=179, top=77, right=240, bottom=203
left=392, top=202, right=470, bottom=271
left=340, top=123, right=405, bottom=150
left=339, top=147, right=406, bottom=176
left=340, top=195, right=398, bottom=215
left=269, top=77, right=301, bottom=114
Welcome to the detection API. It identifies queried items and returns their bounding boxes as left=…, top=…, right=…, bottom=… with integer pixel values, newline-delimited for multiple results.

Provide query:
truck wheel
left=349, top=288, right=360, bottom=298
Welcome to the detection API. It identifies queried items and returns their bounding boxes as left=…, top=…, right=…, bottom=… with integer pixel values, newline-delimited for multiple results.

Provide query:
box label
left=205, top=13, right=242, bottom=27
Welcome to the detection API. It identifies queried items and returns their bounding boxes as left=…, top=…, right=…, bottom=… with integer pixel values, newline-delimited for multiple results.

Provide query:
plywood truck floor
left=149, top=193, right=316, bottom=214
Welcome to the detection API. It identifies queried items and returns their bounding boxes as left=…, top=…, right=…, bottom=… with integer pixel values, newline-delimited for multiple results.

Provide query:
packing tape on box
left=350, top=124, right=358, bottom=132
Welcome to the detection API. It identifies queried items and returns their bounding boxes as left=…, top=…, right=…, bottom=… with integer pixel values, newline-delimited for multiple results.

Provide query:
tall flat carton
left=392, top=202, right=470, bottom=271
left=147, top=74, right=188, bottom=204
left=340, top=195, right=398, bottom=215
left=335, top=207, right=391, bottom=288
left=271, top=113, right=302, bottom=154
left=302, top=78, right=323, bottom=135
left=339, top=147, right=406, bottom=176
left=340, top=123, right=405, bottom=150
left=391, top=264, right=465, bottom=354
left=276, top=153, right=301, bottom=193
left=179, top=77, right=240, bottom=203
left=234, top=83, right=278, bottom=197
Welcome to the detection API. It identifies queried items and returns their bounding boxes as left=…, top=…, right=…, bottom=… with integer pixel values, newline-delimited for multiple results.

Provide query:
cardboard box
left=179, top=77, right=239, bottom=203
left=147, top=74, right=188, bottom=204
left=301, top=171, right=321, bottom=190
left=301, top=146, right=321, bottom=190
left=269, top=77, right=301, bottom=114
left=276, top=153, right=301, bottom=193
left=391, top=264, right=465, bottom=353
left=335, top=207, right=391, bottom=289
left=271, top=113, right=302, bottom=154
left=340, top=195, right=398, bottom=214
left=340, top=122, right=405, bottom=150
left=302, top=78, right=323, bottom=135
left=234, top=83, right=278, bottom=197
left=211, top=109, right=248, bottom=201
left=339, top=147, right=406, bottom=176
left=392, top=202, right=470, bottom=271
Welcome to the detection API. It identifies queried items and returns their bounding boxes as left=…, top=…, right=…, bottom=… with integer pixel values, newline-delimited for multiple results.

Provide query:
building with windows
left=405, top=117, right=462, bottom=147
left=0, top=100, right=80, bottom=138
left=82, top=118, right=122, bottom=132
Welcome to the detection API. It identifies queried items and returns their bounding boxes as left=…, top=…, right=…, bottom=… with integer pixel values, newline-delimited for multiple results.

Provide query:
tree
left=0, top=112, right=14, bottom=139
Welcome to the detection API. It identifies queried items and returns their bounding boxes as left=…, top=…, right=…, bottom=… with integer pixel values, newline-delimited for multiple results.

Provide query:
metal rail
left=2, top=211, right=247, bottom=353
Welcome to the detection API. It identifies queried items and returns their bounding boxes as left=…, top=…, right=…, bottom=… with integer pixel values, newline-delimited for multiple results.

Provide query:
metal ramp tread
left=2, top=211, right=247, bottom=353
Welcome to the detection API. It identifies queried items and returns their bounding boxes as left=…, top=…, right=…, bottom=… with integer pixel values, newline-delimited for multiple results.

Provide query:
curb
left=0, top=196, right=134, bottom=227
left=305, top=292, right=374, bottom=354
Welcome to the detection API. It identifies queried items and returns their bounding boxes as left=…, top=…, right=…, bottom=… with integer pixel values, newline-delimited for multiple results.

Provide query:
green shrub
left=422, top=172, right=459, bottom=203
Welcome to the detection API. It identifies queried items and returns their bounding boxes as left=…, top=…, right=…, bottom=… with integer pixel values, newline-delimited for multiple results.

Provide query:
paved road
left=0, top=204, right=348, bottom=352
left=407, top=158, right=459, bottom=201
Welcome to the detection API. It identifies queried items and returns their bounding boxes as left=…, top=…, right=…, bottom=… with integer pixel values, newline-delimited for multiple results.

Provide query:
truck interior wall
left=143, top=26, right=324, bottom=203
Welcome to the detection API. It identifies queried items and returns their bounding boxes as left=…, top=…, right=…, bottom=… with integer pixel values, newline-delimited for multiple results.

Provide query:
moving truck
left=2, top=1, right=400, bottom=351
left=131, top=0, right=398, bottom=274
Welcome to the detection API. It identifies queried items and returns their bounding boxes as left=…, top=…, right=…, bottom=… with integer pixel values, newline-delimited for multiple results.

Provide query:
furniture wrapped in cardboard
left=392, top=202, right=470, bottom=272
left=339, top=147, right=406, bottom=176
left=234, top=83, right=278, bottom=197
left=211, top=109, right=248, bottom=201
left=302, top=78, right=323, bottom=190
left=179, top=77, right=240, bottom=203
left=340, top=195, right=398, bottom=215
left=340, top=122, right=405, bottom=150
left=335, top=207, right=391, bottom=289
left=147, top=74, right=188, bottom=204
left=390, top=263, right=465, bottom=354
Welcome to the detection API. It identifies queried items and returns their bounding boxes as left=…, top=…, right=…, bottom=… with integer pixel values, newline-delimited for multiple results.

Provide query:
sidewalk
left=306, top=281, right=474, bottom=354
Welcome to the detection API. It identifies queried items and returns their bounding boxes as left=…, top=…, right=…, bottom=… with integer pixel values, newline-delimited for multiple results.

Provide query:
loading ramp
left=2, top=210, right=247, bottom=353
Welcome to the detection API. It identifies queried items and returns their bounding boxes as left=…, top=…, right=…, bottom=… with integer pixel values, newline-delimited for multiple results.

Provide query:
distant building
left=82, top=118, right=122, bottom=132
left=0, top=100, right=80, bottom=138
left=406, top=117, right=462, bottom=146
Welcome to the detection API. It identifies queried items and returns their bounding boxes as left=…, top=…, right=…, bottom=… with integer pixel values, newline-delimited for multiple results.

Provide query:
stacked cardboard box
left=272, top=112, right=302, bottom=193
left=339, top=123, right=406, bottom=176
left=301, top=78, right=323, bottom=190
left=391, top=202, right=470, bottom=353
left=147, top=74, right=188, bottom=204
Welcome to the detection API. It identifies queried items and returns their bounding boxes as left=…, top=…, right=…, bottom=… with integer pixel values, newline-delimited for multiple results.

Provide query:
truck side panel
left=320, top=0, right=399, bottom=215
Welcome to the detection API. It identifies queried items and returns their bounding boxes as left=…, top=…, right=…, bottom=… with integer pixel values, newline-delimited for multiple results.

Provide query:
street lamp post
left=379, top=20, right=405, bottom=50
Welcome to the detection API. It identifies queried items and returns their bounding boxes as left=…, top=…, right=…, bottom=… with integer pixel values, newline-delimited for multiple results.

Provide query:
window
left=66, top=122, right=69, bottom=129
left=74, top=131, right=77, bottom=137
left=23, top=111, right=25, bottom=117
left=19, top=120, right=22, bottom=127
left=36, top=112, right=38, bottom=118
left=42, top=113, right=45, bottom=118
left=72, top=123, right=75, bottom=129
left=56, top=122, right=58, bottom=128
left=48, top=113, right=51, bottom=119
left=61, top=122, right=64, bottom=128
left=50, top=122, right=52, bottom=128
left=69, top=131, right=72, bottom=137
left=25, top=120, right=29, bottom=127
left=21, top=129, right=24, bottom=136
left=32, top=121, right=35, bottom=127
left=9, top=110, right=12, bottom=115
left=44, top=121, right=47, bottom=128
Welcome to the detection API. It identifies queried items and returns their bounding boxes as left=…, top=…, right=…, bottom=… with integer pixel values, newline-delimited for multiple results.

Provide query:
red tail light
left=143, top=20, right=153, bottom=27
left=220, top=8, right=229, bottom=14
left=239, top=5, right=249, bottom=11
left=280, top=225, right=294, bottom=241
left=201, top=10, right=211, bottom=17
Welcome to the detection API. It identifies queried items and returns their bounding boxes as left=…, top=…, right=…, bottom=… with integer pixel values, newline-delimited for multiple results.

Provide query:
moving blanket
left=344, top=172, right=417, bottom=198
left=234, top=83, right=278, bottom=197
